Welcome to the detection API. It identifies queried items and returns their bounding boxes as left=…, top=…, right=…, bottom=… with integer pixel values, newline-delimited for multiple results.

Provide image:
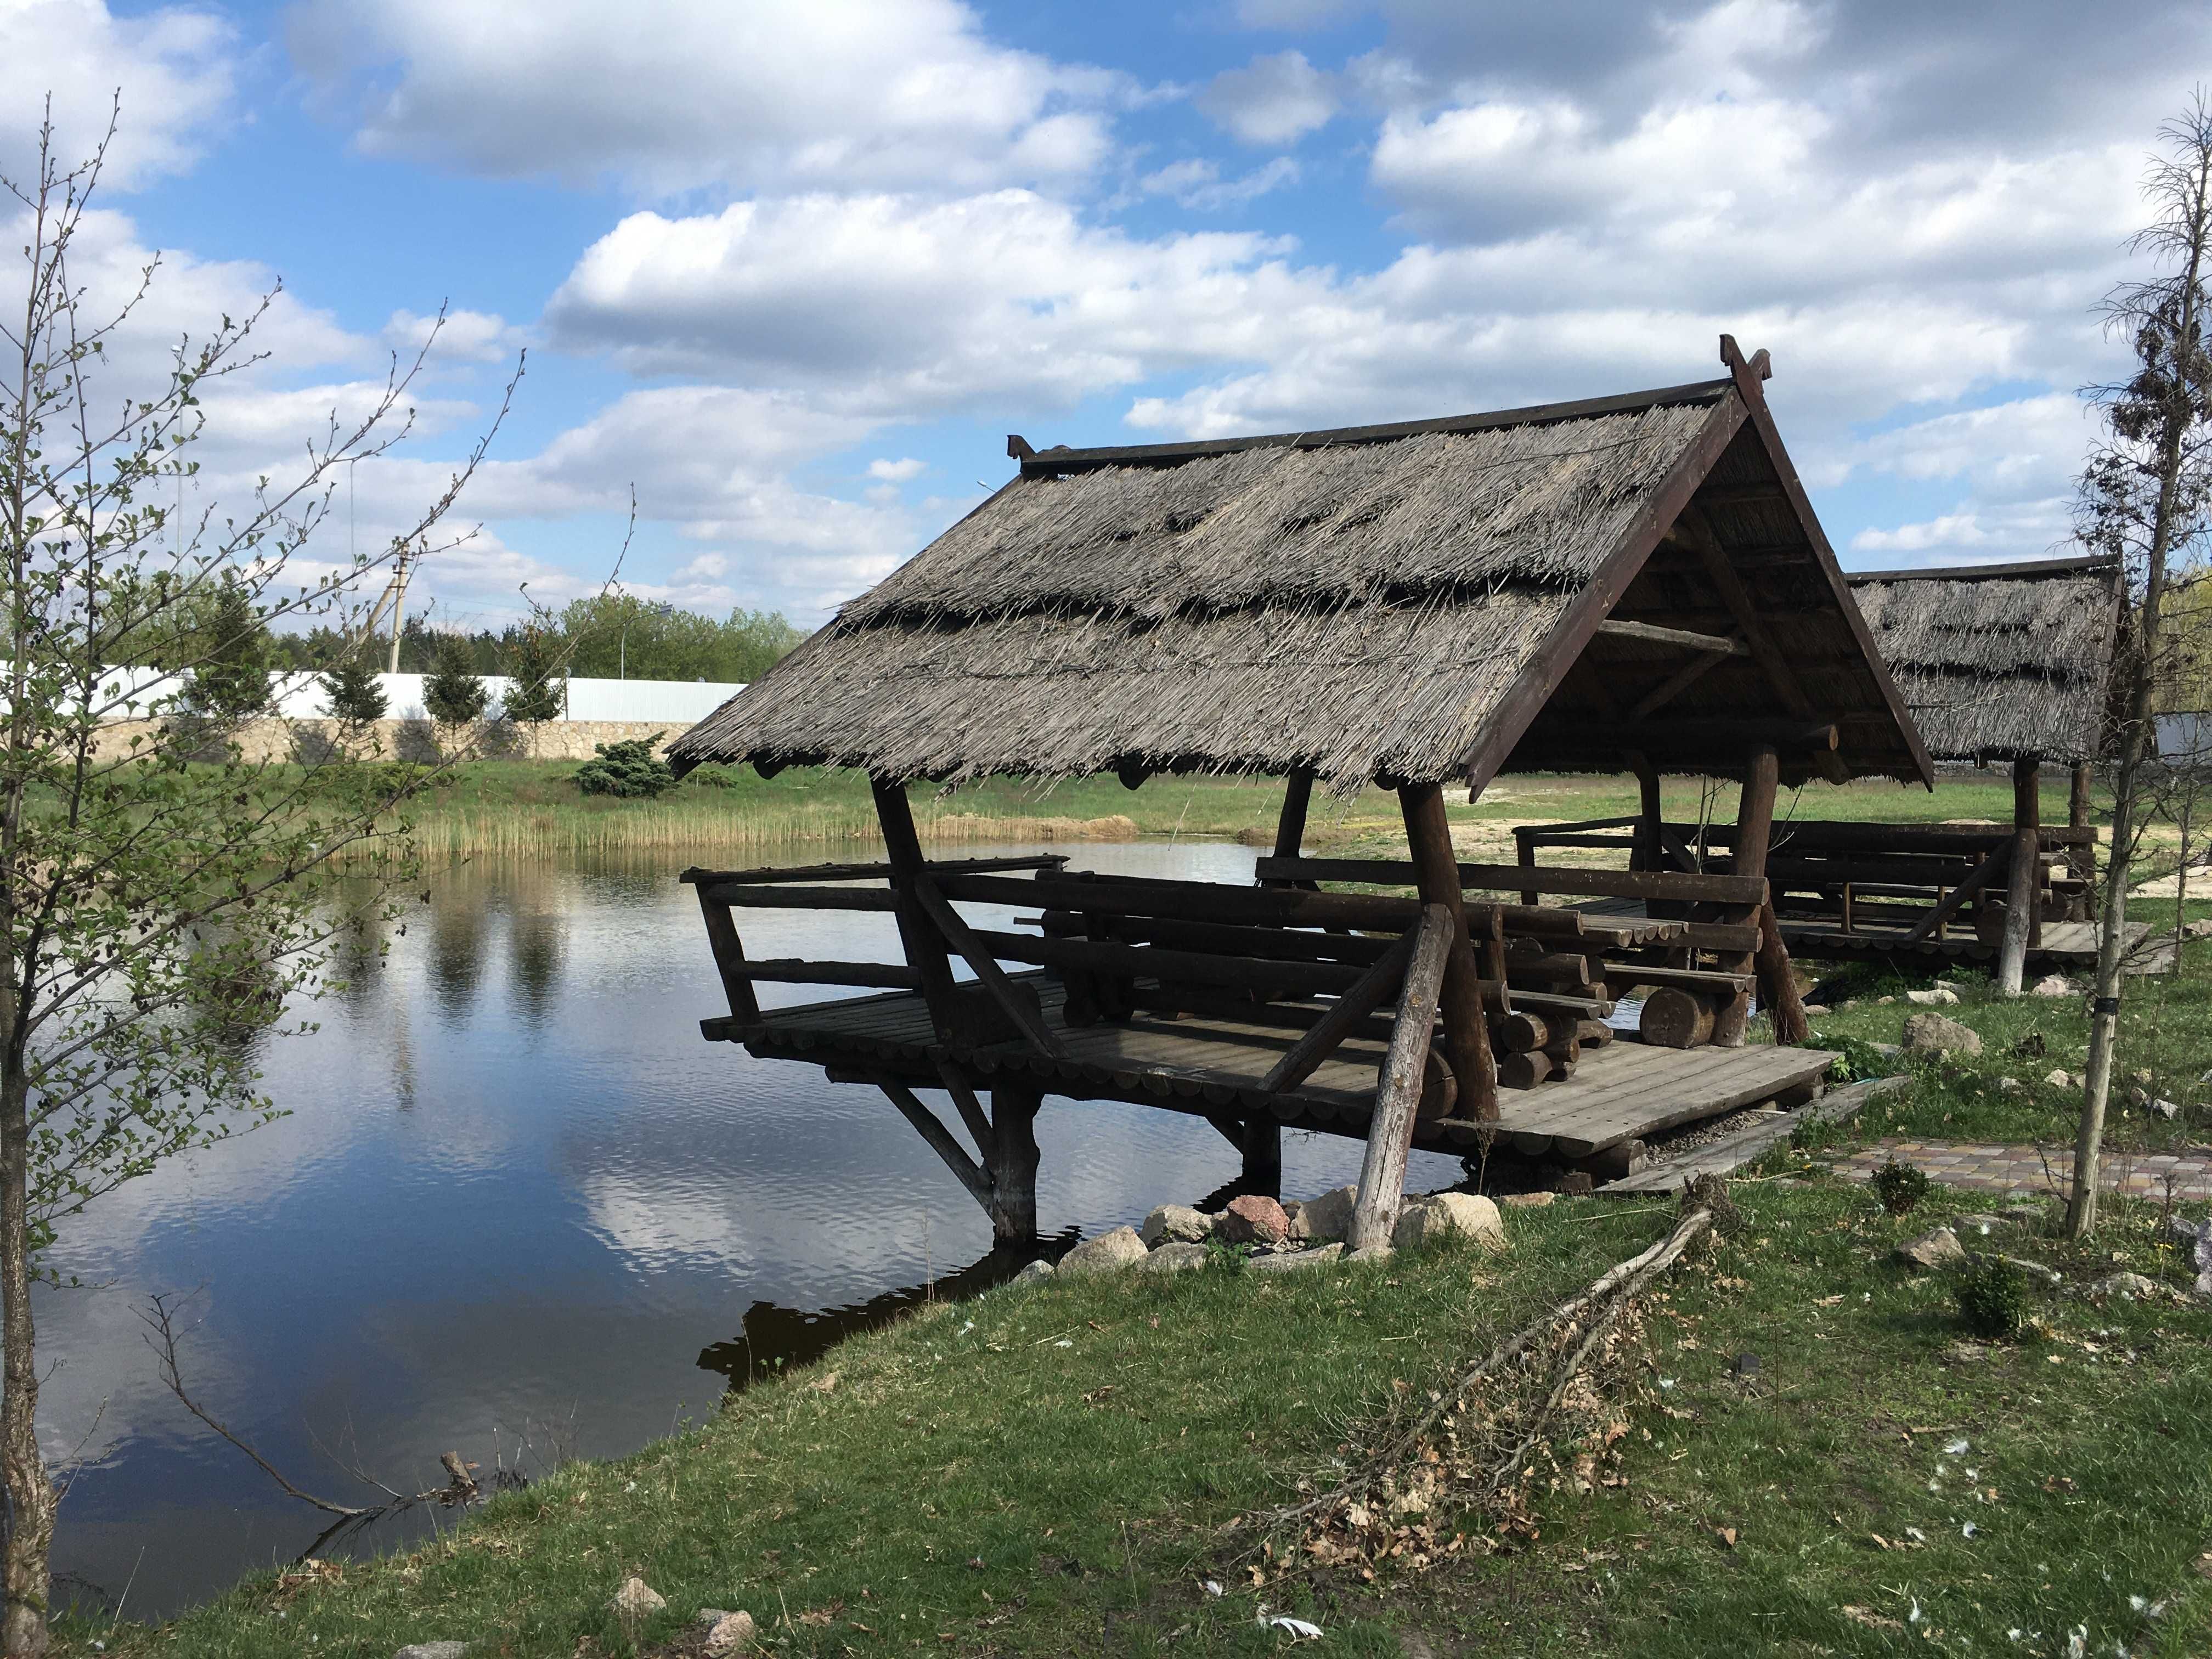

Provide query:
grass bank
left=393, top=762, right=2053, bottom=861
left=70, top=914, right=2212, bottom=1657
left=74, top=1173, right=2212, bottom=1658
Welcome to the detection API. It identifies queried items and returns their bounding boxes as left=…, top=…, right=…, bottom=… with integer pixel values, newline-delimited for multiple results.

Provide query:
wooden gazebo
left=668, top=339, right=1932, bottom=1243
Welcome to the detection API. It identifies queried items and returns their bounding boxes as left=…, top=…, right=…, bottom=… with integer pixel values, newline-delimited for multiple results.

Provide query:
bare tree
left=0, top=104, right=516, bottom=1652
left=2069, top=95, right=2212, bottom=1240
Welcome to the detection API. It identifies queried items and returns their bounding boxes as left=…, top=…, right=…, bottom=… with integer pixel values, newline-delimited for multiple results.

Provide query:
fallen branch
left=142, top=1292, right=479, bottom=1550
left=1245, top=1200, right=1717, bottom=1554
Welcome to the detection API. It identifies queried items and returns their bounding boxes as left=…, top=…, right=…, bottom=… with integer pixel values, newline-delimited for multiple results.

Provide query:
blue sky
left=5, top=0, right=2205, bottom=631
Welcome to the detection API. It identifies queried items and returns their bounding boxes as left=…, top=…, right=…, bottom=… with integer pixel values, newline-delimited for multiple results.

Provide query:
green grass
left=1795, top=899, right=2212, bottom=1155
left=75, top=1170, right=2212, bottom=1656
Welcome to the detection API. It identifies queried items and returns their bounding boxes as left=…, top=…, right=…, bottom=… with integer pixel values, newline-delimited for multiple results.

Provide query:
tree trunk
left=1, top=1066, right=50, bottom=1657
left=1713, top=744, right=1777, bottom=1047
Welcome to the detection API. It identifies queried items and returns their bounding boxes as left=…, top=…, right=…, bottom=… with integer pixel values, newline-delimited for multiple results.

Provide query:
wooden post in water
left=1998, top=758, right=2041, bottom=996
left=985, top=1086, right=1041, bottom=1242
left=1268, top=769, right=1314, bottom=871
left=1349, top=905, right=1451, bottom=1251
left=1398, top=782, right=1498, bottom=1120
left=1239, top=1116, right=1283, bottom=1193
left=1713, top=743, right=1777, bottom=1047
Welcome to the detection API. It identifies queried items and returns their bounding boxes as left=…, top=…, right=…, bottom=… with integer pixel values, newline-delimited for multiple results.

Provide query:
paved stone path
left=1834, top=1138, right=2212, bottom=1201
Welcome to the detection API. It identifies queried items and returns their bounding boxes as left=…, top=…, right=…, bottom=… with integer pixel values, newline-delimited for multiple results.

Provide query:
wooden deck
left=719, top=973, right=1833, bottom=1161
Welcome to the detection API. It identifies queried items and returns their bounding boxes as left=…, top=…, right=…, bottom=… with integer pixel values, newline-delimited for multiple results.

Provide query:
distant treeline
left=147, top=591, right=806, bottom=684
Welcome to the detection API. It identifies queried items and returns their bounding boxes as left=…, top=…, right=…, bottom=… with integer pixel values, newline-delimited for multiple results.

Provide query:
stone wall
left=93, top=717, right=683, bottom=765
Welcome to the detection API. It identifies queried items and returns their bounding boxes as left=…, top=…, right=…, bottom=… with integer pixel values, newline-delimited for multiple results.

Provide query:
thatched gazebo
left=669, top=339, right=1931, bottom=1243
left=1706, top=557, right=2129, bottom=989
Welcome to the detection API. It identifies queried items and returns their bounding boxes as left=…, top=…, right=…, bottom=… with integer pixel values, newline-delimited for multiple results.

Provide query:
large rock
left=1217, top=1194, right=1290, bottom=1246
left=1894, top=1227, right=1967, bottom=1270
left=1139, top=1242, right=1212, bottom=1273
left=1902, top=1013, right=1982, bottom=1058
left=2031, top=974, right=2078, bottom=998
left=706, top=1610, right=759, bottom=1656
left=1245, top=1243, right=1345, bottom=1274
left=1060, top=1225, right=1148, bottom=1276
left=1140, top=1204, right=1212, bottom=1247
left=1285, top=1185, right=1358, bottom=1243
left=1393, top=1192, right=1506, bottom=1252
left=2088, top=1271, right=2163, bottom=1301
left=394, top=1646, right=467, bottom=1659
left=611, top=1578, right=666, bottom=1618
left=1905, top=987, right=1958, bottom=1006
left=1010, top=1259, right=1054, bottom=1287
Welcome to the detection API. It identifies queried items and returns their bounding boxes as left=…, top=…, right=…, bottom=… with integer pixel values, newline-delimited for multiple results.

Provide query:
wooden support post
left=1754, top=898, right=1809, bottom=1045
left=872, top=776, right=967, bottom=1043
left=1268, top=768, right=1314, bottom=871
left=1713, top=743, right=1778, bottom=1047
left=1997, top=759, right=2041, bottom=995
left=1240, top=1117, right=1282, bottom=1193
left=1349, top=905, right=1452, bottom=1251
left=1629, top=755, right=1662, bottom=874
left=694, top=886, right=761, bottom=1026
left=2068, top=762, right=2096, bottom=905
left=985, top=1086, right=1041, bottom=1242
left=1399, top=782, right=1498, bottom=1120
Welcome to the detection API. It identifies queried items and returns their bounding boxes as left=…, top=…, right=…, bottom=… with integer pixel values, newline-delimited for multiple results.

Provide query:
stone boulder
left=1216, top=1194, right=1290, bottom=1246
left=612, top=1578, right=666, bottom=1618
left=1393, top=1192, right=1506, bottom=1252
left=1905, top=986, right=1958, bottom=1006
left=1902, top=1013, right=1982, bottom=1058
left=1138, top=1242, right=1212, bottom=1273
left=1894, top=1227, right=1967, bottom=1270
left=1245, top=1243, right=1345, bottom=1274
left=1285, top=1185, right=1358, bottom=1243
left=2031, top=974, right=2078, bottom=997
left=2087, top=1271, right=2162, bottom=1301
left=1140, top=1204, right=1212, bottom=1247
left=394, top=1645, right=467, bottom=1659
left=1500, top=1191, right=1555, bottom=1209
left=1059, top=1225, right=1148, bottom=1276
left=1010, top=1259, right=1054, bottom=1286
left=706, top=1611, right=759, bottom=1655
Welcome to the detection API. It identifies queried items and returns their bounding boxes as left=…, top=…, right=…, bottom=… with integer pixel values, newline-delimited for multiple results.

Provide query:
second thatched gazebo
left=668, top=338, right=1931, bottom=1240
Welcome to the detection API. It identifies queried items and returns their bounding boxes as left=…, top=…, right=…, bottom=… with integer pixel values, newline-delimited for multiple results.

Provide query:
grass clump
left=1872, top=1156, right=1934, bottom=1216
left=1956, top=1254, right=2030, bottom=1340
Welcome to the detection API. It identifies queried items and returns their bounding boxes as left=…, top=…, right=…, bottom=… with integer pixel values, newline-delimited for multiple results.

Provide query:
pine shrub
left=1955, top=1256, right=2028, bottom=1340
left=1872, top=1158, right=1933, bottom=1216
left=575, top=735, right=675, bottom=798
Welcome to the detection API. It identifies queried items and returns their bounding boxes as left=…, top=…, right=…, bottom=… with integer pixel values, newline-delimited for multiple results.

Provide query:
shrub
left=422, top=633, right=489, bottom=727
left=1872, top=1158, right=1933, bottom=1216
left=1955, top=1256, right=2028, bottom=1340
left=576, top=735, right=675, bottom=798
left=1804, top=1030, right=1889, bottom=1083
left=684, top=762, right=748, bottom=788
left=317, top=657, right=388, bottom=728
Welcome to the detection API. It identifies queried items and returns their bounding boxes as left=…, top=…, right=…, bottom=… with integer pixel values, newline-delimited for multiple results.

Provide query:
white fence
left=83, top=669, right=745, bottom=725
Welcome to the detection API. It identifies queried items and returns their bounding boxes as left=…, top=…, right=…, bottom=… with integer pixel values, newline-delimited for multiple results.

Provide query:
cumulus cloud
left=383, top=307, right=528, bottom=366
left=1197, top=50, right=1338, bottom=145
left=0, top=0, right=237, bottom=188
left=287, top=0, right=1128, bottom=196
left=866, top=456, right=927, bottom=482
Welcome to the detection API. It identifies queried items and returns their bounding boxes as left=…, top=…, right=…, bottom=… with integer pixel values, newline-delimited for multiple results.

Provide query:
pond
left=39, top=841, right=1475, bottom=1618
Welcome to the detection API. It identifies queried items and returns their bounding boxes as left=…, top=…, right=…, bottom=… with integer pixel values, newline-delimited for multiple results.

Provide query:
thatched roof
left=1847, top=557, right=2121, bottom=763
left=673, top=348, right=1931, bottom=792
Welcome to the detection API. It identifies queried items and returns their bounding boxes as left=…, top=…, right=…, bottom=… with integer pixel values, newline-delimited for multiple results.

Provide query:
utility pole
left=358, top=545, right=417, bottom=673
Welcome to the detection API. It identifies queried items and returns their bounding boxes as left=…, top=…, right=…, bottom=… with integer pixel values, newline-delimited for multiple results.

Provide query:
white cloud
left=672, top=551, right=727, bottom=580
left=383, top=307, right=527, bottom=366
left=542, top=190, right=1306, bottom=413
left=1197, top=50, right=1338, bottom=145
left=866, top=456, right=928, bottom=482
left=1141, top=155, right=1301, bottom=211
left=287, top=0, right=1128, bottom=196
left=0, top=0, right=237, bottom=189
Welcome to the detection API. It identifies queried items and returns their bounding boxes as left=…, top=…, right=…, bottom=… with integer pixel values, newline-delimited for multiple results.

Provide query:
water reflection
left=33, top=840, right=1472, bottom=1618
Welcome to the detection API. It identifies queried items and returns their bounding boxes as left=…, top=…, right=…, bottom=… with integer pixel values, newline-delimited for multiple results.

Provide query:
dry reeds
left=673, top=399, right=1724, bottom=791
left=1850, top=562, right=2121, bottom=762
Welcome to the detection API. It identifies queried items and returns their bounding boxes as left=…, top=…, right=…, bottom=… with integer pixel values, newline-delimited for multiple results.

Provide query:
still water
left=41, top=842, right=1472, bottom=1617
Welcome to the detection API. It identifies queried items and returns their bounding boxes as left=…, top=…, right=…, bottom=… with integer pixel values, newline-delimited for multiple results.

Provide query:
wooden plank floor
left=734, top=974, right=1834, bottom=1159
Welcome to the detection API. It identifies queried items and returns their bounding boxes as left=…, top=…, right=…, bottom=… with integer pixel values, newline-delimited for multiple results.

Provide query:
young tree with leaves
left=2069, top=97, right=2212, bottom=1239
left=502, top=604, right=567, bottom=727
left=0, top=106, right=515, bottom=1654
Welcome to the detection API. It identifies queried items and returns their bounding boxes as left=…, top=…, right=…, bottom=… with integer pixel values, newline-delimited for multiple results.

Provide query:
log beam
left=1400, top=784, right=1498, bottom=1120
left=1349, top=905, right=1452, bottom=1250
left=1713, top=742, right=1778, bottom=1046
